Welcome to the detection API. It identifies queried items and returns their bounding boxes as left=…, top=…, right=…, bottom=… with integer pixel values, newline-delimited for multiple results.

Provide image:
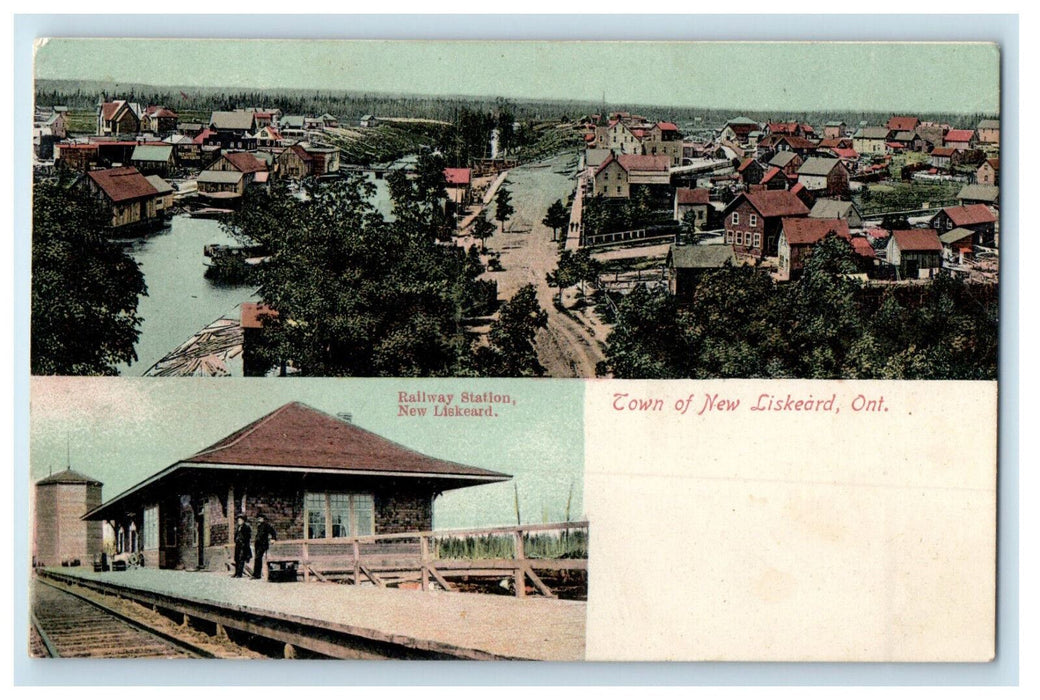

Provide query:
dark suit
left=252, top=521, right=277, bottom=579
left=233, top=521, right=252, bottom=577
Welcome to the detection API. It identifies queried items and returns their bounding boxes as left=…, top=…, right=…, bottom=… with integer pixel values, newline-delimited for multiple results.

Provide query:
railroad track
left=32, top=576, right=215, bottom=658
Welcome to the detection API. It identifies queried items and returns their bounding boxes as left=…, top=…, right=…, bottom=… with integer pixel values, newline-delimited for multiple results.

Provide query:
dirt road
left=480, top=154, right=608, bottom=378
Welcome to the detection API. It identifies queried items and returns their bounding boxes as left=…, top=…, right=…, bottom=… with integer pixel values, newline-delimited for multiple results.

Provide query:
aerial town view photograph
left=30, top=39, right=1000, bottom=381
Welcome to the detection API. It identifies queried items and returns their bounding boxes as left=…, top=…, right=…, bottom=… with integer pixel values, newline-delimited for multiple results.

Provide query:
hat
left=236, top=513, right=247, bottom=521
left=257, top=513, right=266, bottom=520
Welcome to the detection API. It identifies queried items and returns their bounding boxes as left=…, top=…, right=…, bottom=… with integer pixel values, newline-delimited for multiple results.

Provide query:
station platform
left=36, top=567, right=586, bottom=661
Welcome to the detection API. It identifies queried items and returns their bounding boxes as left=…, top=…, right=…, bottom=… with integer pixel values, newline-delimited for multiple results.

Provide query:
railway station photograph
left=28, top=377, right=587, bottom=660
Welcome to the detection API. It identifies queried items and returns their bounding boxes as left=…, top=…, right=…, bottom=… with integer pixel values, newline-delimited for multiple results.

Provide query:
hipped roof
left=84, top=402, right=510, bottom=521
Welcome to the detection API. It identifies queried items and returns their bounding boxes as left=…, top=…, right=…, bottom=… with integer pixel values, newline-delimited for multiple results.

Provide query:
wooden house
left=593, top=153, right=671, bottom=199
left=82, top=402, right=511, bottom=571
left=673, top=187, right=711, bottom=228
left=957, top=184, right=999, bottom=208
left=737, top=158, right=766, bottom=186
left=84, top=166, right=161, bottom=230
left=277, top=144, right=315, bottom=179
left=142, top=106, right=179, bottom=134
left=444, top=167, right=473, bottom=210
left=976, top=158, right=999, bottom=186
left=943, top=129, right=977, bottom=152
left=145, top=175, right=176, bottom=214
left=852, top=127, right=889, bottom=156
left=976, top=119, right=1000, bottom=146
left=929, top=204, right=997, bottom=247
left=666, top=243, right=737, bottom=299
left=97, top=100, right=142, bottom=136
left=210, top=110, right=257, bottom=136
left=796, top=157, right=849, bottom=198
left=721, top=189, right=810, bottom=260
left=822, top=121, right=846, bottom=139
left=940, top=228, right=976, bottom=264
left=808, top=198, right=863, bottom=228
left=130, top=144, right=176, bottom=176
left=776, top=217, right=851, bottom=281
left=887, top=229, right=942, bottom=280
left=886, top=116, right=920, bottom=135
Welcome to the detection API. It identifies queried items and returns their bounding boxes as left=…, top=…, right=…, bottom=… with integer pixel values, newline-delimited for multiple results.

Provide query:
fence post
left=352, top=539, right=360, bottom=586
left=513, top=529, right=526, bottom=598
left=420, top=535, right=429, bottom=592
left=302, top=542, right=310, bottom=583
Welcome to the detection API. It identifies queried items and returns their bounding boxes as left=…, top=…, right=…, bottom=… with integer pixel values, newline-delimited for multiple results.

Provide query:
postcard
left=25, top=37, right=1001, bottom=665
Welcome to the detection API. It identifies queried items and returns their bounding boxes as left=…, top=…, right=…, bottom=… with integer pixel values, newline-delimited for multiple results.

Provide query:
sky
left=34, top=39, right=1001, bottom=114
left=29, top=377, right=585, bottom=530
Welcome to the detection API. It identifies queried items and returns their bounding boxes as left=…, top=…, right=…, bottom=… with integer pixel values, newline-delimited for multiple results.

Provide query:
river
left=120, top=174, right=398, bottom=376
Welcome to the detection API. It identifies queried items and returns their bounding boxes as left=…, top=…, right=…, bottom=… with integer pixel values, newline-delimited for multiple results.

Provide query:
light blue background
left=13, top=13, right=1019, bottom=687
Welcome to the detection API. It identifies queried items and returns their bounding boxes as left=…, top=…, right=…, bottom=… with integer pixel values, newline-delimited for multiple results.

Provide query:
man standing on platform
left=233, top=514, right=251, bottom=578
left=252, top=513, right=277, bottom=580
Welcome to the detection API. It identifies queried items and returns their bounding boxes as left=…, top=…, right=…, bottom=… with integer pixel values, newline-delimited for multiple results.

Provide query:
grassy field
left=854, top=180, right=963, bottom=216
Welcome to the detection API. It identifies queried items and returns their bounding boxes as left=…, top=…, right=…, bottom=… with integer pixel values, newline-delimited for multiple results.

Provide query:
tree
left=471, top=215, right=496, bottom=253
left=222, top=175, right=485, bottom=377
left=542, top=199, right=569, bottom=241
left=494, top=187, right=514, bottom=232
left=478, top=284, right=547, bottom=377
left=570, top=248, right=602, bottom=298
left=546, top=250, right=578, bottom=306
left=386, top=149, right=454, bottom=242
left=601, top=285, right=685, bottom=379
left=31, top=178, right=148, bottom=375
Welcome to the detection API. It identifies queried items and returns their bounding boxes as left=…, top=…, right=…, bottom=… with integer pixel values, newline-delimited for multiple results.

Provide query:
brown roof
left=87, top=167, right=159, bottom=203
left=444, top=167, right=472, bottom=185
left=944, top=129, right=975, bottom=143
left=676, top=187, right=710, bottom=205
left=83, top=403, right=510, bottom=522
left=100, top=100, right=124, bottom=121
left=615, top=153, right=671, bottom=172
left=240, top=302, right=277, bottom=330
left=892, top=229, right=942, bottom=252
left=742, top=190, right=810, bottom=218
left=182, top=402, right=510, bottom=479
left=36, top=468, right=102, bottom=487
left=886, top=116, right=919, bottom=132
left=942, top=204, right=996, bottom=227
left=221, top=151, right=266, bottom=173
left=781, top=217, right=851, bottom=245
left=931, top=147, right=956, bottom=157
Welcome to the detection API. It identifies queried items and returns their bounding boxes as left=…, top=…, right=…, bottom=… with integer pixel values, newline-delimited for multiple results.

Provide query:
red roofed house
left=241, top=303, right=279, bottom=377
left=593, top=152, right=671, bottom=198
left=887, top=229, right=943, bottom=279
left=929, top=147, right=957, bottom=170
left=737, top=158, right=766, bottom=186
left=84, top=166, right=161, bottom=230
left=776, top=217, right=851, bottom=281
left=721, top=190, right=810, bottom=260
left=96, top=99, right=142, bottom=136
left=943, top=129, right=977, bottom=152
left=444, top=167, right=473, bottom=212
left=643, top=122, right=684, bottom=166
left=276, top=143, right=316, bottom=179
left=886, top=116, right=920, bottom=134
left=673, top=187, right=711, bottom=228
left=929, top=204, right=997, bottom=247
left=83, top=402, right=511, bottom=570
left=977, top=158, right=999, bottom=187
left=142, top=106, right=179, bottom=134
left=208, top=151, right=267, bottom=175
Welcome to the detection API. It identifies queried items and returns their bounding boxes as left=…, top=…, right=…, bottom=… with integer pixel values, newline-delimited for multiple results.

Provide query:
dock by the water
left=37, top=567, right=586, bottom=661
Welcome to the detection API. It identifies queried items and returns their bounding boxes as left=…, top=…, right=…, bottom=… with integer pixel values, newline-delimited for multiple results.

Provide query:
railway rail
left=32, top=576, right=216, bottom=658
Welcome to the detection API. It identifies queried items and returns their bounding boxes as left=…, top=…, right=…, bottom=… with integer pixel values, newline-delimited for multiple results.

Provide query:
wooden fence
left=221, top=521, right=588, bottom=599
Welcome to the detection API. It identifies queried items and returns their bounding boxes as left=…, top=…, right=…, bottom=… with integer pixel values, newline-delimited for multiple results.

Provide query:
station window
left=753, top=233, right=762, bottom=249
left=726, top=230, right=734, bottom=244
left=731, top=212, right=739, bottom=225
left=143, top=506, right=158, bottom=550
left=749, top=214, right=758, bottom=228
left=305, top=492, right=375, bottom=539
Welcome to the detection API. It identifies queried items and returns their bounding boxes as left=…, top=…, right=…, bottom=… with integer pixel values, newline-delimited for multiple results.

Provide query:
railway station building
left=83, top=402, right=511, bottom=570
